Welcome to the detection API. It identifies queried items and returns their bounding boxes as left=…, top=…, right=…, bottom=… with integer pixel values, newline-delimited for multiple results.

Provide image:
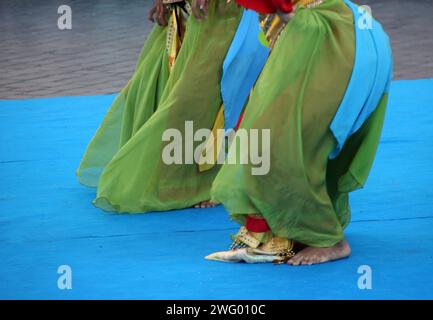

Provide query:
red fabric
left=245, top=216, right=271, bottom=233
left=235, top=0, right=293, bottom=14
left=235, top=110, right=245, bottom=130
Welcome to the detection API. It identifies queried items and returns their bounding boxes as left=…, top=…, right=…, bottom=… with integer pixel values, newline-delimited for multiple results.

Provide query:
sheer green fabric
left=77, top=26, right=170, bottom=187
left=211, top=0, right=388, bottom=247
left=93, top=1, right=242, bottom=212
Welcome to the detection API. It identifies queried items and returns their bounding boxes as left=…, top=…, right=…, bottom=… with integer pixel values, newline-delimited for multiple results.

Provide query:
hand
left=147, top=0, right=168, bottom=27
left=192, top=0, right=209, bottom=20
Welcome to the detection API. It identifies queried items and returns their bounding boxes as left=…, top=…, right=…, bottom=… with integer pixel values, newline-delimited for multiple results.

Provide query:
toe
left=310, top=257, right=321, bottom=265
left=289, top=260, right=301, bottom=266
left=287, top=258, right=296, bottom=265
left=288, top=254, right=302, bottom=266
left=317, top=255, right=328, bottom=264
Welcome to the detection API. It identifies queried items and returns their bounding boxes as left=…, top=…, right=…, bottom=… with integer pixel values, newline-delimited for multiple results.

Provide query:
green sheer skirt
left=77, top=25, right=170, bottom=187
left=90, top=1, right=242, bottom=212
left=211, top=0, right=388, bottom=247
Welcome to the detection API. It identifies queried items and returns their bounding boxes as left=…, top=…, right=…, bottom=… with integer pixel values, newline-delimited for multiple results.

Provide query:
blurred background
left=0, top=0, right=432, bottom=99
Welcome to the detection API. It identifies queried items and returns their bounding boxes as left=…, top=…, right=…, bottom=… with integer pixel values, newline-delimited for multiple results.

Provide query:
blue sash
left=220, top=9, right=270, bottom=130
left=329, top=0, right=393, bottom=158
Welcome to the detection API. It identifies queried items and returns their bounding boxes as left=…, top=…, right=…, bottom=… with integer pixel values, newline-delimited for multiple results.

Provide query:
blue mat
left=1, top=79, right=433, bottom=300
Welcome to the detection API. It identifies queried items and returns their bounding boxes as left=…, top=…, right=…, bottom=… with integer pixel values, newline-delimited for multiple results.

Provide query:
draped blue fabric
left=329, top=0, right=393, bottom=159
left=221, top=9, right=270, bottom=130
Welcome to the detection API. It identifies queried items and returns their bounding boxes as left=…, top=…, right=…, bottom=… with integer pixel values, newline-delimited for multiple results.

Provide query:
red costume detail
left=235, top=110, right=245, bottom=130
left=245, top=216, right=271, bottom=233
left=235, top=0, right=294, bottom=14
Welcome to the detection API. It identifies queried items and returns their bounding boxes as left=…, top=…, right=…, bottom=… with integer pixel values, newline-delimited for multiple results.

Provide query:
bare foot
left=287, top=239, right=351, bottom=266
left=193, top=200, right=218, bottom=209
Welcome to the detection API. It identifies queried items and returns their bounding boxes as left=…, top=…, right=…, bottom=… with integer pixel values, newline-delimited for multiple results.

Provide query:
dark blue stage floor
left=1, top=79, right=432, bottom=299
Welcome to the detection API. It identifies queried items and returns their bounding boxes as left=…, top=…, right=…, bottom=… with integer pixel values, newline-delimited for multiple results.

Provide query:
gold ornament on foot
left=207, top=229, right=296, bottom=264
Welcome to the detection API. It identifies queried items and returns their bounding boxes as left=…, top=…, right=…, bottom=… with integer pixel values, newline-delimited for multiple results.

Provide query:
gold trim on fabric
left=166, top=3, right=190, bottom=70
left=198, top=105, right=225, bottom=172
left=294, top=0, right=325, bottom=8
